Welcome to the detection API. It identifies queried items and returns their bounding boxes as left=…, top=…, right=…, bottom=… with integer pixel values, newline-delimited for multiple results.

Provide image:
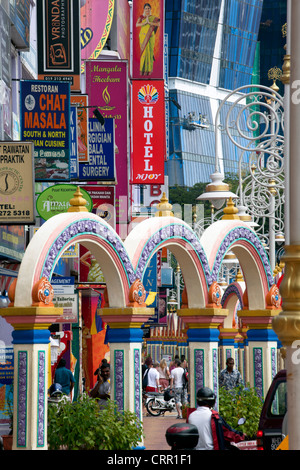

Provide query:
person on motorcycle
left=188, top=387, right=245, bottom=450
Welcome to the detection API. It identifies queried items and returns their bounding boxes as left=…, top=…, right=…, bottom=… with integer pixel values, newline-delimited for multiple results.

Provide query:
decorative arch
left=125, top=216, right=274, bottom=311
left=13, top=212, right=276, bottom=313
left=14, top=212, right=135, bottom=309
left=221, top=282, right=244, bottom=328
left=200, top=220, right=273, bottom=310
left=124, top=217, right=210, bottom=308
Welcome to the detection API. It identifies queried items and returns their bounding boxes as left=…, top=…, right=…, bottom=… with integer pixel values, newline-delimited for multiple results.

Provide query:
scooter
left=146, top=387, right=177, bottom=416
left=166, top=417, right=247, bottom=450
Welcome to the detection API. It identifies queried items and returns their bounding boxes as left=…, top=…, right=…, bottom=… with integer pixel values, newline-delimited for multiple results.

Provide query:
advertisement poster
left=20, top=80, right=70, bottom=181
left=69, top=106, right=79, bottom=178
left=78, top=118, right=115, bottom=181
left=37, top=0, right=81, bottom=91
left=0, top=141, right=35, bottom=224
left=0, top=226, right=25, bottom=261
left=132, top=0, right=164, bottom=79
left=80, top=0, right=115, bottom=73
left=70, top=94, right=89, bottom=163
left=85, top=60, right=129, bottom=233
left=36, top=184, right=93, bottom=220
left=130, top=80, right=165, bottom=184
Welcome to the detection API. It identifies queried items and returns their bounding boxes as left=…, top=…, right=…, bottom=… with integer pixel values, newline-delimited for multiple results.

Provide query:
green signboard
left=36, top=184, right=93, bottom=220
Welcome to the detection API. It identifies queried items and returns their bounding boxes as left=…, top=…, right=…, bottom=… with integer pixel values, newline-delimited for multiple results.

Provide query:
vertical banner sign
left=70, top=94, right=89, bottom=163
left=37, top=0, right=81, bottom=92
left=80, top=0, right=115, bottom=73
left=132, top=0, right=164, bottom=79
left=20, top=80, right=70, bottom=181
left=85, top=61, right=129, bottom=233
left=69, top=106, right=78, bottom=179
left=131, top=80, right=165, bottom=184
left=79, top=118, right=115, bottom=181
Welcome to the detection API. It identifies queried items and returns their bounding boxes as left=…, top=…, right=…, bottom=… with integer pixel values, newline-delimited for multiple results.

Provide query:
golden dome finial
left=68, top=187, right=89, bottom=212
left=155, top=192, right=174, bottom=217
left=222, top=197, right=240, bottom=220
left=235, top=269, right=244, bottom=282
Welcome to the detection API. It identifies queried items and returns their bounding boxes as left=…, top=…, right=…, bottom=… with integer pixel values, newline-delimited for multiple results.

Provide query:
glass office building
left=165, top=0, right=264, bottom=186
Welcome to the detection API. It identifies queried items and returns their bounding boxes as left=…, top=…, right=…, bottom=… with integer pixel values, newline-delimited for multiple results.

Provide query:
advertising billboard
left=85, top=60, right=129, bottom=232
left=78, top=118, right=115, bottom=181
left=0, top=141, right=35, bottom=224
left=70, top=94, right=89, bottom=163
left=37, top=0, right=81, bottom=92
left=132, top=0, right=164, bottom=79
left=130, top=80, right=165, bottom=184
left=80, top=0, right=115, bottom=73
left=20, top=80, right=70, bottom=181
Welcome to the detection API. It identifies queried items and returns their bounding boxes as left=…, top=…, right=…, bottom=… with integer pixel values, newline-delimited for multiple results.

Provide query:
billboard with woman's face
left=132, top=0, right=164, bottom=79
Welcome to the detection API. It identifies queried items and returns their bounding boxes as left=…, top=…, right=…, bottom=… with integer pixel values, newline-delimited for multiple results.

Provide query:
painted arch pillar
left=99, top=306, right=153, bottom=420
left=0, top=279, right=63, bottom=450
left=238, top=308, right=281, bottom=398
left=98, top=280, right=154, bottom=449
left=218, top=327, right=239, bottom=371
left=177, top=307, right=229, bottom=409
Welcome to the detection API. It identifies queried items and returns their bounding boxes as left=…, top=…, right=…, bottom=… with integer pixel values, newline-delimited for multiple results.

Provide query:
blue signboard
left=70, top=106, right=78, bottom=179
left=79, top=118, right=115, bottom=181
left=20, top=80, right=70, bottom=181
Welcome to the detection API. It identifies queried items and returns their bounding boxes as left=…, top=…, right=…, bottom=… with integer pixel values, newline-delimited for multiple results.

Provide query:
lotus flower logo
left=138, top=84, right=159, bottom=105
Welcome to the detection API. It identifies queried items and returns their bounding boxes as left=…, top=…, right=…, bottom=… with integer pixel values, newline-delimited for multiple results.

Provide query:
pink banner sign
left=85, top=60, right=129, bottom=233
left=80, top=0, right=115, bottom=72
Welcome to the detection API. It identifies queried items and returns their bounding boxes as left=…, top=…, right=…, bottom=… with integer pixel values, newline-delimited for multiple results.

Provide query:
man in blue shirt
left=219, top=358, right=243, bottom=390
left=54, top=358, right=75, bottom=398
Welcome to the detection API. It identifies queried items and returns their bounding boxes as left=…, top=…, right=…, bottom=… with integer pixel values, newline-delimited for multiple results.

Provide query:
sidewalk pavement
left=143, top=411, right=185, bottom=451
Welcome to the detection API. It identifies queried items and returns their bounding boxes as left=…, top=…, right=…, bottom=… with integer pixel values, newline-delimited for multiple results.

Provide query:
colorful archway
left=0, top=202, right=280, bottom=450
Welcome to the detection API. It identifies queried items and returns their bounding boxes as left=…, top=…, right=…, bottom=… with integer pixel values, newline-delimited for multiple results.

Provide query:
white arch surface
left=14, top=212, right=129, bottom=308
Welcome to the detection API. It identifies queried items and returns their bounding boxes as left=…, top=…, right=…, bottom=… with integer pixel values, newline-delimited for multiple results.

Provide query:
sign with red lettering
left=130, top=80, right=165, bottom=184
left=20, top=80, right=70, bottom=181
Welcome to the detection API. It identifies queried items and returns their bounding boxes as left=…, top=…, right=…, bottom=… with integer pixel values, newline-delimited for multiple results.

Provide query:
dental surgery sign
left=20, top=80, right=70, bottom=181
left=79, top=118, right=115, bottom=181
left=131, top=80, right=165, bottom=184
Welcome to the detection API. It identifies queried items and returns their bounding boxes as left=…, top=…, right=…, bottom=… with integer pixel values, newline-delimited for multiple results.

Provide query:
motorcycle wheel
left=146, top=398, right=162, bottom=416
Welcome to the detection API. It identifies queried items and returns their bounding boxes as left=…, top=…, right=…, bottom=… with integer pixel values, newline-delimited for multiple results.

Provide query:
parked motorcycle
left=146, top=387, right=177, bottom=416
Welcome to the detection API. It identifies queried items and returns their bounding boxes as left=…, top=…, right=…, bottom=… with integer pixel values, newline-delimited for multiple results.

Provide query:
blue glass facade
left=258, top=0, right=286, bottom=96
left=220, top=0, right=263, bottom=89
left=165, top=0, right=264, bottom=186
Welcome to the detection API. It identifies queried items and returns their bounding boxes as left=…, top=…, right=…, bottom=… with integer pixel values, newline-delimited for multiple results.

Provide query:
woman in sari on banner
left=136, top=3, right=160, bottom=76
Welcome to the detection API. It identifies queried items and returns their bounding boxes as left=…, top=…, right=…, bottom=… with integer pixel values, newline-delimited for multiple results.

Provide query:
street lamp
left=197, top=171, right=238, bottom=210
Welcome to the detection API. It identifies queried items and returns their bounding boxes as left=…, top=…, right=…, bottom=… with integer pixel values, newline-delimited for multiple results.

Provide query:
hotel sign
left=130, top=80, right=165, bottom=184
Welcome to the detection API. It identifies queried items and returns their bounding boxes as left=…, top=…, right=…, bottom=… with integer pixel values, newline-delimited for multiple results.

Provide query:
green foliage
left=47, top=394, right=144, bottom=450
left=218, top=385, right=263, bottom=439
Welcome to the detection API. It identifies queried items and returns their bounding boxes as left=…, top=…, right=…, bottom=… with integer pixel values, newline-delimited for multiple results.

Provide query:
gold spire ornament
left=281, top=22, right=290, bottom=85
left=222, top=197, right=240, bottom=220
left=155, top=192, right=174, bottom=217
left=67, top=187, right=89, bottom=212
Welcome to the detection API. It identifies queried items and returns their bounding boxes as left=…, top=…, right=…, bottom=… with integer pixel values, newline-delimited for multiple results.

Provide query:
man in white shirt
left=145, top=361, right=161, bottom=392
left=170, top=359, right=185, bottom=418
left=188, top=405, right=214, bottom=449
left=188, top=387, right=245, bottom=450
